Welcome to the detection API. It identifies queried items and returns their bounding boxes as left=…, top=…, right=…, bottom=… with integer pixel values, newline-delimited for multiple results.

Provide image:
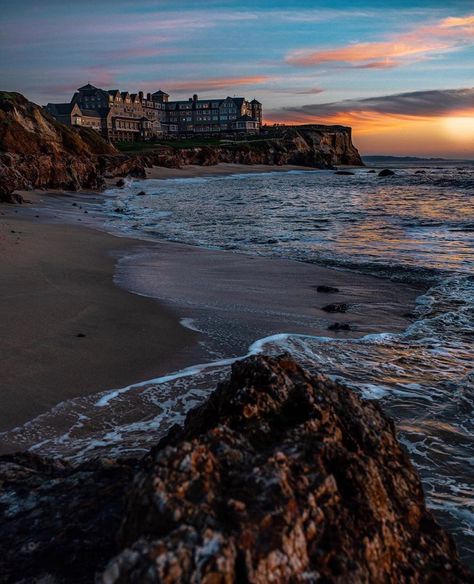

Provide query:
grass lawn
left=116, top=137, right=224, bottom=152
left=115, top=136, right=277, bottom=153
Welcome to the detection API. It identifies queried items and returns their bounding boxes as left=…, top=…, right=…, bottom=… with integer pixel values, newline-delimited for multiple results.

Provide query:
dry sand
left=144, top=163, right=316, bottom=180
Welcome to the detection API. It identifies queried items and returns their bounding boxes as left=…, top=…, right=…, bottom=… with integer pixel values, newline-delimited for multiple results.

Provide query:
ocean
left=3, top=164, right=474, bottom=563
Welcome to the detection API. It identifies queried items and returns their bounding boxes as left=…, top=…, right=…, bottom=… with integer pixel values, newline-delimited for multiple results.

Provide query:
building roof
left=47, top=102, right=74, bottom=115
left=164, top=96, right=247, bottom=110
left=77, top=108, right=105, bottom=118
left=78, top=84, right=98, bottom=91
left=153, top=90, right=169, bottom=96
left=250, top=99, right=261, bottom=105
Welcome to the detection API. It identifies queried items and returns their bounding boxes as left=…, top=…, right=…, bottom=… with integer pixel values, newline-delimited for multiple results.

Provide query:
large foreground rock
left=0, top=355, right=471, bottom=583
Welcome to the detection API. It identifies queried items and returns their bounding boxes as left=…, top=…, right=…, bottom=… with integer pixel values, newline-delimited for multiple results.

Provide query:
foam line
left=95, top=330, right=396, bottom=408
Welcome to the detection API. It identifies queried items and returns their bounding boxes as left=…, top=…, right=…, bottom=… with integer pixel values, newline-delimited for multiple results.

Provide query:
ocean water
left=105, top=166, right=473, bottom=280
left=3, top=165, right=474, bottom=564
left=103, top=165, right=474, bottom=564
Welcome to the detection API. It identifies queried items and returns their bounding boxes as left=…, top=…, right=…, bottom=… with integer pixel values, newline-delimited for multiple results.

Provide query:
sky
left=1, top=0, right=473, bottom=157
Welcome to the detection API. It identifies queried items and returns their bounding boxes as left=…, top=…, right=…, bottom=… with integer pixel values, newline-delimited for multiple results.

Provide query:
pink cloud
left=286, top=13, right=474, bottom=69
left=161, top=76, right=272, bottom=93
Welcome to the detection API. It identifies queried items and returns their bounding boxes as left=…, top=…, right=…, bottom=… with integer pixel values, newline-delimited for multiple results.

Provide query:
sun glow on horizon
left=442, top=116, right=474, bottom=143
left=265, top=112, right=474, bottom=158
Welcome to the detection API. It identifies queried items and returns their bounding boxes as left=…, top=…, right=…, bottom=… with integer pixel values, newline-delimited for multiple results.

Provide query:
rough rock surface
left=114, top=124, right=364, bottom=175
left=0, top=355, right=470, bottom=583
left=0, top=92, right=116, bottom=197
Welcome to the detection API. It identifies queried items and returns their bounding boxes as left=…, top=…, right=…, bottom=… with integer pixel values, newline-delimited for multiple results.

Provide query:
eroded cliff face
left=103, top=125, right=363, bottom=178
left=0, top=92, right=116, bottom=198
left=0, top=355, right=470, bottom=584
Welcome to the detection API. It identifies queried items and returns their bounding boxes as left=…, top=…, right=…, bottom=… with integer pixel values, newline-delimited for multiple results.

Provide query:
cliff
left=0, top=355, right=470, bottom=583
left=0, top=93, right=363, bottom=199
left=102, top=125, right=363, bottom=178
left=0, top=92, right=116, bottom=199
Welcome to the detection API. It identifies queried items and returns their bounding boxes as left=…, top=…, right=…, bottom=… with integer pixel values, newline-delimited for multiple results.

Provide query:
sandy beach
left=0, top=175, right=422, bottom=439
left=0, top=213, right=199, bottom=432
left=144, top=162, right=317, bottom=180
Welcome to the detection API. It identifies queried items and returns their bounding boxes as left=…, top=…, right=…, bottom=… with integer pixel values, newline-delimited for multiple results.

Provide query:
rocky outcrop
left=0, top=355, right=470, bottom=583
left=0, top=92, right=116, bottom=197
left=105, top=125, right=363, bottom=176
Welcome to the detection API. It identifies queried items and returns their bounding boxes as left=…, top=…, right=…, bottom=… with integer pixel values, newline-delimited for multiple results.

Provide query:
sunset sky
left=1, top=0, right=473, bottom=157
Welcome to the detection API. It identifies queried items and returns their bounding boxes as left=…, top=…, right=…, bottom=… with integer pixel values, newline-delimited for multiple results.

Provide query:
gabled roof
left=153, top=90, right=169, bottom=96
left=250, top=99, right=261, bottom=105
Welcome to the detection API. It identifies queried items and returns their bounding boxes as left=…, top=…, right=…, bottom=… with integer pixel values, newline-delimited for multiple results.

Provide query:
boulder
left=322, top=302, right=348, bottom=313
left=378, top=168, right=395, bottom=177
left=316, top=285, right=339, bottom=293
left=0, top=191, right=24, bottom=204
left=106, top=355, right=470, bottom=583
left=328, top=322, right=351, bottom=331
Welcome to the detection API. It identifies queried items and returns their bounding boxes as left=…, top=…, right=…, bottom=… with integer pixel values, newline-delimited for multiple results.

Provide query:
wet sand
left=116, top=240, right=423, bottom=359
left=0, top=185, right=422, bottom=441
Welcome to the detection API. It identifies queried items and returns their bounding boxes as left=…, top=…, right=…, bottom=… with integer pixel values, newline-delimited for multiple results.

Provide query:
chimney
left=193, top=94, right=198, bottom=102
left=138, top=91, right=144, bottom=100
left=147, top=93, right=152, bottom=101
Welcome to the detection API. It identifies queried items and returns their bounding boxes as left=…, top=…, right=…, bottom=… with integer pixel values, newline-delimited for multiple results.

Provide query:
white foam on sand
left=94, top=330, right=393, bottom=408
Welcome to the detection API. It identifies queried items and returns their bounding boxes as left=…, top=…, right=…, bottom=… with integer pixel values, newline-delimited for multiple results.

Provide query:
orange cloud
left=287, top=40, right=448, bottom=67
left=165, top=76, right=272, bottom=93
left=440, top=15, right=474, bottom=28
left=286, top=13, right=474, bottom=68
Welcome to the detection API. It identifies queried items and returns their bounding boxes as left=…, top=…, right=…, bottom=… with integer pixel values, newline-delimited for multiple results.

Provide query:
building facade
left=46, top=84, right=262, bottom=142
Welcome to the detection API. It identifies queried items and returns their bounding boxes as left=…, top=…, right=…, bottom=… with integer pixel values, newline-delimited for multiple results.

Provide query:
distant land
left=363, top=155, right=474, bottom=165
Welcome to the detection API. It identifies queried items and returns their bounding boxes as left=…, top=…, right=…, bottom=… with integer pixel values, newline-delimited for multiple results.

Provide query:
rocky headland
left=0, top=92, right=363, bottom=201
left=0, top=355, right=470, bottom=583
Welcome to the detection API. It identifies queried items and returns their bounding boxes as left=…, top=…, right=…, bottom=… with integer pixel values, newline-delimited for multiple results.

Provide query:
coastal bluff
left=0, top=355, right=470, bottom=583
left=0, top=92, right=362, bottom=200
left=0, top=92, right=116, bottom=200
